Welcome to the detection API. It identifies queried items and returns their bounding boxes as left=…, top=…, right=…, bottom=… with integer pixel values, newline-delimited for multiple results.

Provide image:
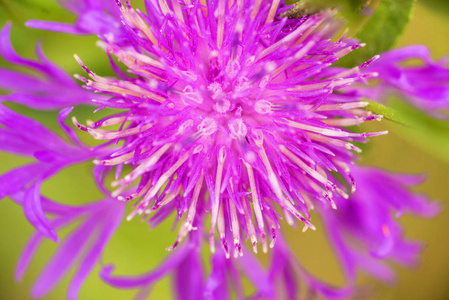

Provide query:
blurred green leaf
left=340, top=0, right=415, bottom=67
left=364, top=100, right=407, bottom=125
left=390, top=98, right=449, bottom=164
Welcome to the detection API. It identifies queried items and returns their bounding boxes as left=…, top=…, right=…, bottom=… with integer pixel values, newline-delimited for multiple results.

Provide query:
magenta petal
left=0, top=104, right=79, bottom=155
left=38, top=196, right=84, bottom=216
left=0, top=163, right=48, bottom=199
left=204, top=253, right=229, bottom=300
left=323, top=215, right=357, bottom=282
left=15, top=233, right=45, bottom=283
left=173, top=249, right=204, bottom=300
left=238, top=250, right=275, bottom=299
left=34, top=42, right=79, bottom=88
left=352, top=251, right=395, bottom=282
left=15, top=198, right=125, bottom=299
left=26, top=20, right=90, bottom=35
left=31, top=217, right=97, bottom=298
left=15, top=216, right=75, bottom=282
left=55, top=0, right=88, bottom=14
left=58, top=107, right=85, bottom=147
left=0, top=129, right=44, bottom=156
left=0, top=23, right=43, bottom=70
left=67, top=201, right=124, bottom=300
left=0, top=69, right=49, bottom=91
left=23, top=183, right=59, bottom=242
left=26, top=0, right=123, bottom=38
left=0, top=23, right=94, bottom=109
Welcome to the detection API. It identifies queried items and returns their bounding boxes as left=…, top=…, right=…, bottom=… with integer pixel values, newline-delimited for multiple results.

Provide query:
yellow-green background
left=0, top=1, right=448, bottom=299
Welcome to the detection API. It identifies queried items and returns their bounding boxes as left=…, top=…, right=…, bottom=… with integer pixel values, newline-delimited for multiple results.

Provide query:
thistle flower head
left=72, top=0, right=386, bottom=257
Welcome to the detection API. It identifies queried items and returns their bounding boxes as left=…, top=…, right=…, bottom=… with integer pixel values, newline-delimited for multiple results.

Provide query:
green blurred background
left=0, top=0, right=448, bottom=299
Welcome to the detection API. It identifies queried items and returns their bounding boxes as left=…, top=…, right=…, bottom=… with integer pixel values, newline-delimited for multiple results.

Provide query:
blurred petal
left=0, top=23, right=94, bottom=109
left=359, top=45, right=449, bottom=114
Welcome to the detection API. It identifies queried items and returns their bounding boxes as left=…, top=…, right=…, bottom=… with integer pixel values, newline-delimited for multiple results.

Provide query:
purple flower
left=0, top=0, right=443, bottom=299
left=356, top=45, right=449, bottom=114
left=319, top=166, right=439, bottom=287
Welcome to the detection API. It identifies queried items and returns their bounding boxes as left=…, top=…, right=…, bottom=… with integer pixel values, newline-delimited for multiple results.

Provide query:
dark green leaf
left=421, top=0, right=449, bottom=14
left=339, top=0, right=415, bottom=67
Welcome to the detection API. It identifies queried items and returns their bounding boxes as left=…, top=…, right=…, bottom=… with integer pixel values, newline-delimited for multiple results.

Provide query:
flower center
left=172, top=47, right=278, bottom=143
